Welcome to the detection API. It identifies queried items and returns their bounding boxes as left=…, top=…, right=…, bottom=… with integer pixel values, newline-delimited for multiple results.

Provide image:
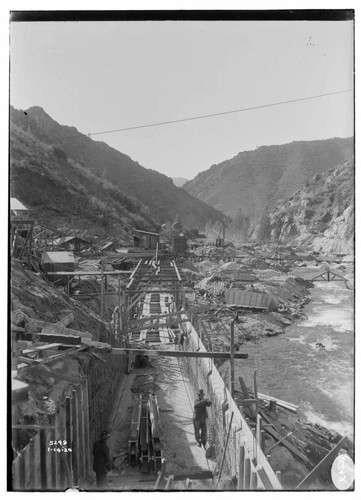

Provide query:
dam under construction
left=11, top=246, right=354, bottom=491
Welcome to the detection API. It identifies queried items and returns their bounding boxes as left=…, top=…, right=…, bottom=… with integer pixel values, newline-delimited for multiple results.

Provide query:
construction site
left=10, top=196, right=354, bottom=491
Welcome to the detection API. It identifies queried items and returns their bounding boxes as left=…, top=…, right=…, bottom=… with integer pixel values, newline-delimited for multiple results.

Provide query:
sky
left=9, top=17, right=354, bottom=180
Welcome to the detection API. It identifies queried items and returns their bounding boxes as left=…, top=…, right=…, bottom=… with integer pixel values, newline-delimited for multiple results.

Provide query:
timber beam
left=15, top=332, right=82, bottom=345
left=110, top=348, right=248, bottom=359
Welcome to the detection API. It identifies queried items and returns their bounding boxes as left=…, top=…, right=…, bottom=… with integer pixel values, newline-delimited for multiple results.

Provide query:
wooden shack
left=133, top=230, right=159, bottom=250
left=41, top=251, right=75, bottom=284
left=52, top=236, right=91, bottom=254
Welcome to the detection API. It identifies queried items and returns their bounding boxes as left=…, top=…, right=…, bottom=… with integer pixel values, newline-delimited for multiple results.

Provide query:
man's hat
left=100, top=430, right=110, bottom=438
left=198, top=389, right=205, bottom=396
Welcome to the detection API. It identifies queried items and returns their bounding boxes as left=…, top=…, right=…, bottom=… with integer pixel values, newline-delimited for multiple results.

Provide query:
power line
left=88, top=88, right=353, bottom=137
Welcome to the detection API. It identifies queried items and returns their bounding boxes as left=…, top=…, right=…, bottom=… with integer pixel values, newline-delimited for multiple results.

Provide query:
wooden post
left=244, top=457, right=251, bottom=490
left=237, top=444, right=245, bottom=489
left=261, top=430, right=266, bottom=452
left=71, top=388, right=79, bottom=485
left=50, top=419, right=57, bottom=489
left=34, top=432, right=41, bottom=489
left=269, top=399, right=277, bottom=412
left=28, top=437, right=36, bottom=489
left=56, top=409, right=65, bottom=490
left=19, top=450, right=26, bottom=490
left=230, top=321, right=235, bottom=398
left=40, top=429, right=47, bottom=490
left=77, top=386, right=85, bottom=484
left=256, top=414, right=262, bottom=448
left=83, top=380, right=90, bottom=477
left=253, top=370, right=258, bottom=405
left=65, top=397, right=72, bottom=485
left=24, top=439, right=33, bottom=489
left=100, top=260, right=104, bottom=319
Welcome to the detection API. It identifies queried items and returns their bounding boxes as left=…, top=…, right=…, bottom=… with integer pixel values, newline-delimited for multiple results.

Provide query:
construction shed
left=172, top=235, right=187, bottom=255
left=41, top=251, right=75, bottom=284
left=52, top=236, right=91, bottom=254
left=11, top=197, right=30, bottom=217
left=133, top=230, right=159, bottom=250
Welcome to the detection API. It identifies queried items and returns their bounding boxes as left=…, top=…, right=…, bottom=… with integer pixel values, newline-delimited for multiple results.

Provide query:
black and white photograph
left=7, top=6, right=355, bottom=493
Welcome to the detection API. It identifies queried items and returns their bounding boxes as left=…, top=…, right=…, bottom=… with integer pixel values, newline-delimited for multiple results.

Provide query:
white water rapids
left=234, top=274, right=354, bottom=439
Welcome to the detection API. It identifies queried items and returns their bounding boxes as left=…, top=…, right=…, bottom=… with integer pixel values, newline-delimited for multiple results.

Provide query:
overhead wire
left=87, top=88, right=353, bottom=137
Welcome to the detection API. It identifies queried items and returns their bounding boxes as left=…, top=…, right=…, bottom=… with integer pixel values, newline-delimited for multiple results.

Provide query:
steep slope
left=268, top=158, right=354, bottom=254
left=10, top=106, right=225, bottom=230
left=184, top=138, right=354, bottom=222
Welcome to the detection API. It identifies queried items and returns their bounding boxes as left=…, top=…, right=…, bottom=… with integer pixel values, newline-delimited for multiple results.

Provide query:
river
left=234, top=271, right=354, bottom=439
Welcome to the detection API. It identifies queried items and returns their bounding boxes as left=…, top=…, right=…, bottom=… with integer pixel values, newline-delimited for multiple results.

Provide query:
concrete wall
left=180, top=316, right=282, bottom=490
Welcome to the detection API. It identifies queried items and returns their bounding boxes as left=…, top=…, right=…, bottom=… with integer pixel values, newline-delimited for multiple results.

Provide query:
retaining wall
left=180, top=315, right=282, bottom=490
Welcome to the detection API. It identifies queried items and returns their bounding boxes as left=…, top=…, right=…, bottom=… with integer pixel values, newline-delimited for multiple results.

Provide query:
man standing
left=93, top=430, right=111, bottom=488
left=193, top=389, right=212, bottom=448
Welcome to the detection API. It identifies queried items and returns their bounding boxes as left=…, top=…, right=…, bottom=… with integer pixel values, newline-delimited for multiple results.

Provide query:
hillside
left=10, top=106, right=225, bottom=232
left=183, top=138, right=354, bottom=222
left=268, top=158, right=354, bottom=255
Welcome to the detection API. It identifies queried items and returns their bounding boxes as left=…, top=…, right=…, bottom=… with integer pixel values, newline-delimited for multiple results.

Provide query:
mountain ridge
left=184, top=137, right=354, bottom=222
left=10, top=106, right=225, bottom=231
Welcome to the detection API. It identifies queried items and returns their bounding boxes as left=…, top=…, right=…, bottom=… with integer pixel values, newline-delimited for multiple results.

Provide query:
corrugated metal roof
left=41, top=251, right=75, bottom=264
left=225, top=289, right=278, bottom=310
left=11, top=198, right=29, bottom=211
left=54, top=236, right=90, bottom=245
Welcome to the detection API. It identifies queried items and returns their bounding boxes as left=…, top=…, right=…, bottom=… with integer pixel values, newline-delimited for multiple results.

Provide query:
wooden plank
left=238, top=377, right=256, bottom=418
left=12, top=425, right=55, bottom=430
left=71, top=389, right=79, bottom=485
left=65, top=397, right=73, bottom=484
left=237, top=444, right=245, bottom=490
left=28, top=437, right=36, bottom=489
left=295, top=436, right=348, bottom=490
left=244, top=457, right=251, bottom=490
left=78, top=384, right=85, bottom=482
left=127, top=310, right=186, bottom=326
left=165, top=475, right=174, bottom=490
left=13, top=454, right=20, bottom=490
left=230, top=321, right=235, bottom=398
left=126, top=291, right=147, bottom=313
left=262, top=422, right=310, bottom=465
left=154, top=470, right=164, bottom=490
left=39, top=429, right=47, bottom=489
left=24, top=440, right=32, bottom=490
left=50, top=420, right=57, bottom=489
left=110, top=348, right=248, bottom=359
left=83, top=381, right=90, bottom=478
left=34, top=432, right=41, bottom=489
left=16, top=332, right=81, bottom=345
left=251, top=471, right=258, bottom=490
left=268, top=431, right=293, bottom=452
